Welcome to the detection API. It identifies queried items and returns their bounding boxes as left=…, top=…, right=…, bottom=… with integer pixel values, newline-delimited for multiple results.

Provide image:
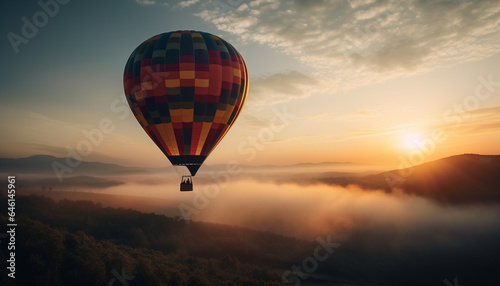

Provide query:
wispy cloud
left=135, top=0, right=157, bottom=5
left=191, top=0, right=500, bottom=90
left=331, top=106, right=500, bottom=142
left=0, top=108, right=90, bottom=153
left=309, top=109, right=379, bottom=122
left=237, top=71, right=319, bottom=129
left=434, top=106, right=500, bottom=136
left=177, top=0, right=200, bottom=8
left=247, top=71, right=319, bottom=107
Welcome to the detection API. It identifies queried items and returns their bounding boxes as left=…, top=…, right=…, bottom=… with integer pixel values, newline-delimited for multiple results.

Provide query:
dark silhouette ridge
left=322, top=154, right=500, bottom=204
left=0, top=155, right=148, bottom=175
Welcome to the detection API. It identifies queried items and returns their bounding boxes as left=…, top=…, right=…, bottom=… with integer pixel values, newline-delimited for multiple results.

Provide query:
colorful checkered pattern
left=123, top=30, right=248, bottom=175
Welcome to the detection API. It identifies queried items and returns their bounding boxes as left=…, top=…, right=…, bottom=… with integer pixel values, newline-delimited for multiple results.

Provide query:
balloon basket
left=180, top=175, right=193, bottom=192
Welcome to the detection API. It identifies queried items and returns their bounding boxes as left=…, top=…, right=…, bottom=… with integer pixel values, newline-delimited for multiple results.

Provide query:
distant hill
left=0, top=154, right=359, bottom=176
left=0, top=155, right=149, bottom=175
left=3, top=154, right=499, bottom=204
left=322, top=154, right=500, bottom=205
left=0, top=155, right=363, bottom=193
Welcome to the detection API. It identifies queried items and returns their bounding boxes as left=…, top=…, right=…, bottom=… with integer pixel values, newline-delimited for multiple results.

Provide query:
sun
left=403, top=133, right=424, bottom=151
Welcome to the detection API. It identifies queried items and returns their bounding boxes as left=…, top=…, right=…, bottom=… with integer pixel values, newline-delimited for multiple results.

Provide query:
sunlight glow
left=404, top=133, right=425, bottom=151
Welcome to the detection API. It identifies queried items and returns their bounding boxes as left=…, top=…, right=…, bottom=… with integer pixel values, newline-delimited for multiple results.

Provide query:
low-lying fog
left=95, top=171, right=500, bottom=250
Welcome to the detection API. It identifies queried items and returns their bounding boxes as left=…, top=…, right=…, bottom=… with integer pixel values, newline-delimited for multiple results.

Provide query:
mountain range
left=0, top=154, right=356, bottom=175
left=321, top=154, right=500, bottom=204
left=1, top=153, right=499, bottom=205
left=0, top=154, right=149, bottom=175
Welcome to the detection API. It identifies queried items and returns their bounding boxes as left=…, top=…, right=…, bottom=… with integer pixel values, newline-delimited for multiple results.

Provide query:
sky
left=1, top=0, right=500, bottom=169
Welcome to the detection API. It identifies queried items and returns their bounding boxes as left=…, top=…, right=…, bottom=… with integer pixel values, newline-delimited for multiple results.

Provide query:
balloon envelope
left=123, top=30, right=248, bottom=176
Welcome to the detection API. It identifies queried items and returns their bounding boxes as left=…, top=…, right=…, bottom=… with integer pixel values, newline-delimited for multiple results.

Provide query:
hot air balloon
left=123, top=30, right=248, bottom=191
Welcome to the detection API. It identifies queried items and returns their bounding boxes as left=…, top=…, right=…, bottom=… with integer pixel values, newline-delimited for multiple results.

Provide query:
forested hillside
left=2, top=195, right=499, bottom=286
left=1, top=195, right=307, bottom=286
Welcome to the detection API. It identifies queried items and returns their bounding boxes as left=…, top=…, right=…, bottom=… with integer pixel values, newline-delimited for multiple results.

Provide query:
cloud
left=236, top=71, right=318, bottom=129
left=177, top=0, right=200, bottom=8
left=135, top=0, right=156, bottom=5
left=309, top=109, right=379, bottom=122
left=327, top=106, right=500, bottom=142
left=135, top=0, right=172, bottom=6
left=439, top=106, right=500, bottom=135
left=247, top=71, right=319, bottom=107
left=191, top=0, right=500, bottom=89
left=23, top=175, right=125, bottom=190
left=192, top=179, right=500, bottom=244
